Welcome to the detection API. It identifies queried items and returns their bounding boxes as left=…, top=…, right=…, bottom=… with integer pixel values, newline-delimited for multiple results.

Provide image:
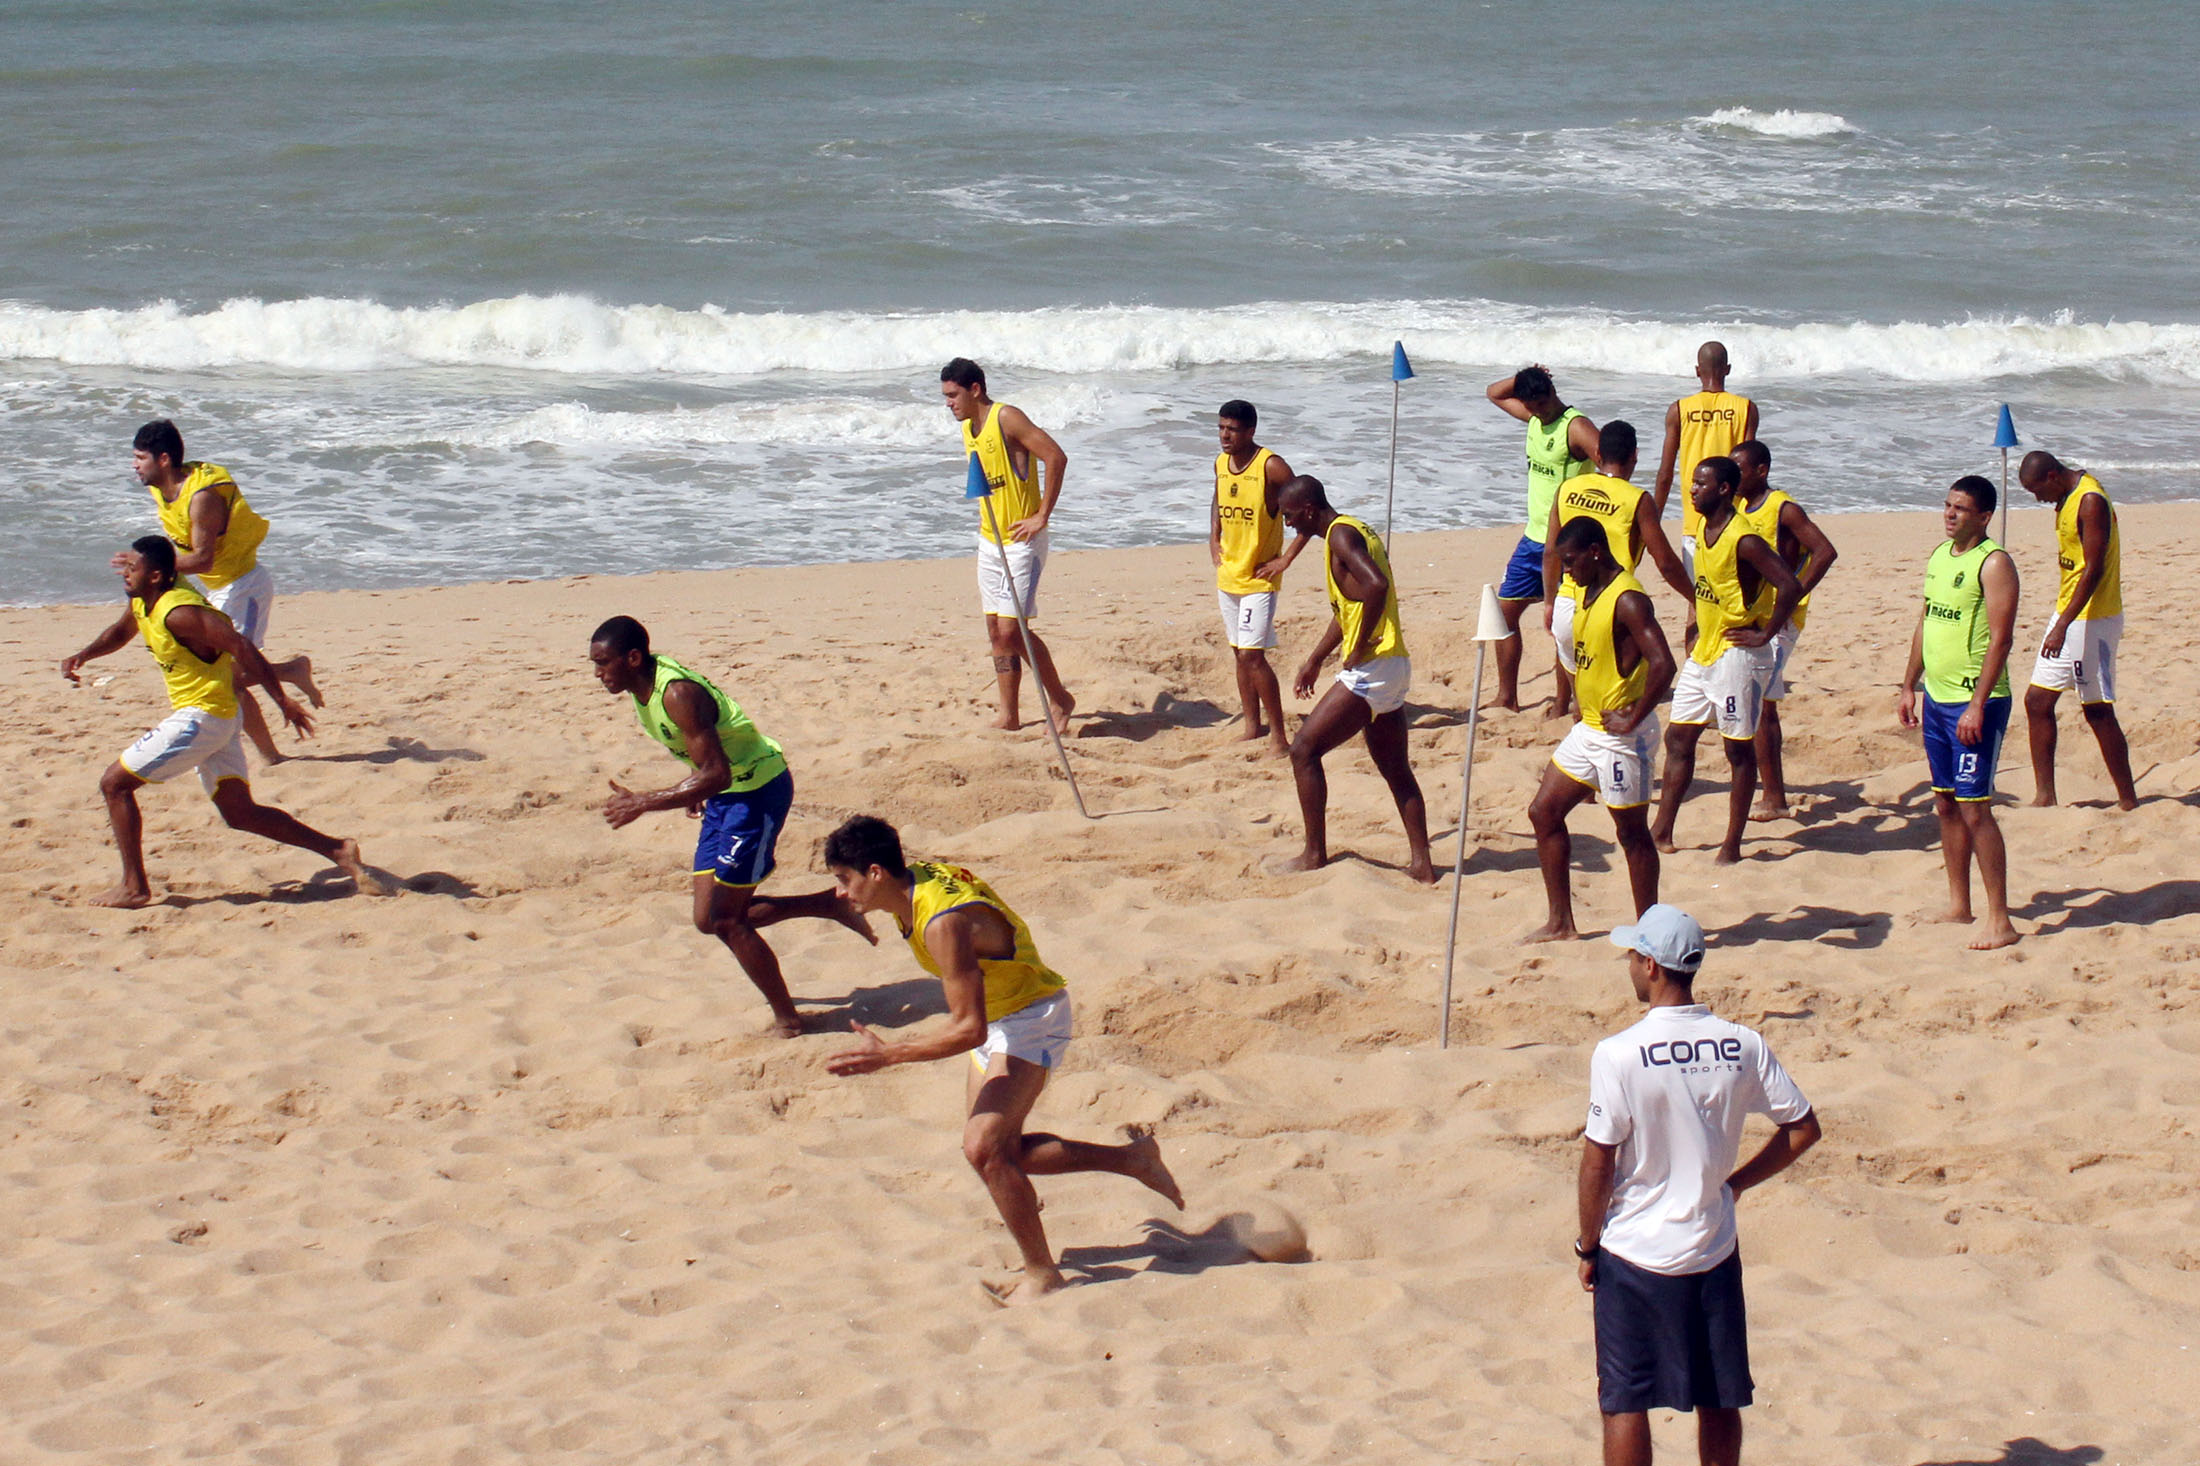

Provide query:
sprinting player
left=2019, top=451, right=2137, bottom=809
left=940, top=358, right=1076, bottom=732
left=130, top=419, right=322, bottom=765
left=1578, top=905, right=1820, bottom=1466
left=1275, top=476, right=1436, bottom=883
left=1209, top=399, right=1308, bottom=753
left=1732, top=441, right=1839, bottom=820
left=1539, top=419, right=1692, bottom=676
left=1648, top=458, right=1802, bottom=865
left=822, top=815, right=1183, bottom=1300
left=1653, top=343, right=1758, bottom=583
left=59, top=536, right=382, bottom=908
left=1525, top=518, right=1678, bottom=943
left=1898, top=477, right=2020, bottom=950
left=589, top=616, right=873, bottom=1039
left=1486, top=365, right=1600, bottom=714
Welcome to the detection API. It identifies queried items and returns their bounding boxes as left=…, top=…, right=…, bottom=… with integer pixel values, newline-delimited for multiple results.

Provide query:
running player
left=2019, top=451, right=2137, bottom=809
left=1275, top=476, right=1436, bottom=883
left=940, top=358, right=1076, bottom=732
left=589, top=616, right=874, bottom=1039
left=822, top=815, right=1183, bottom=1301
left=1653, top=343, right=1758, bottom=584
left=1732, top=440, right=1840, bottom=820
left=1209, top=399, right=1308, bottom=753
left=130, top=420, right=323, bottom=764
left=1648, top=458, right=1803, bottom=866
left=60, top=536, right=383, bottom=908
left=1899, top=477, right=2020, bottom=950
left=1525, top=517, right=1678, bottom=943
left=1486, top=366, right=1599, bottom=715
left=1538, top=419, right=1692, bottom=678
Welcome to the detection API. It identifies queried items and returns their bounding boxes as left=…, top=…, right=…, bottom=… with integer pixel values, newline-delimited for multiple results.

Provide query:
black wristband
left=1572, top=1239, right=1600, bottom=1260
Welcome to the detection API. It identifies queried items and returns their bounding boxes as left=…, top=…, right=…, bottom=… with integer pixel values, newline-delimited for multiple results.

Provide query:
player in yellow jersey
left=60, top=536, right=383, bottom=908
left=1525, top=517, right=1677, bottom=943
left=822, top=815, right=1183, bottom=1300
left=1209, top=399, right=1309, bottom=753
left=940, top=358, right=1077, bottom=732
left=1732, top=441, right=1840, bottom=821
left=130, top=419, right=324, bottom=766
left=1486, top=366, right=1600, bottom=714
left=1274, top=476, right=1436, bottom=883
left=1538, top=418, right=1692, bottom=675
left=590, top=616, right=875, bottom=1038
left=1654, top=343, right=1759, bottom=583
left=1648, top=458, right=1803, bottom=866
left=2019, top=451, right=2137, bottom=809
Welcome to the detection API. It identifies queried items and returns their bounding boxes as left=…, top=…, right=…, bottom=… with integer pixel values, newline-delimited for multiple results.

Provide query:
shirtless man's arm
left=996, top=405, right=1068, bottom=544
left=162, top=603, right=315, bottom=736
left=827, top=910, right=992, bottom=1072
left=604, top=680, right=732, bottom=828
left=1252, top=452, right=1310, bottom=582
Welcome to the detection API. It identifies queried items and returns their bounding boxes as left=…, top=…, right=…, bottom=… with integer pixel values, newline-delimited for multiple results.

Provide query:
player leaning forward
left=61, top=536, right=383, bottom=908
left=824, top=815, right=1182, bottom=1300
left=590, top=616, right=873, bottom=1038
left=131, top=419, right=322, bottom=764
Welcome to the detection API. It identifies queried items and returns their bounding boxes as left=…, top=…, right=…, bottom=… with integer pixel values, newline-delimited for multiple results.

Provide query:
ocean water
left=6, top=0, right=2197, bottom=605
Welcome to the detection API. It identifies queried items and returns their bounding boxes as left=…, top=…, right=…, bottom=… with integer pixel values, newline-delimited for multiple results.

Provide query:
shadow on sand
left=1914, top=1439, right=2103, bottom=1466
left=1058, top=1216, right=1304, bottom=1284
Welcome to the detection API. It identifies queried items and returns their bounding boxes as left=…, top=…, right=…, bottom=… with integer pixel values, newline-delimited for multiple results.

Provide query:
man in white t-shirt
left=1575, top=905, right=1821, bottom=1466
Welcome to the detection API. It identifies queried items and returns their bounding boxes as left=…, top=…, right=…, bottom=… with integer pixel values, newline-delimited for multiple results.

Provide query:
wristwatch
left=1572, top=1238, right=1600, bottom=1260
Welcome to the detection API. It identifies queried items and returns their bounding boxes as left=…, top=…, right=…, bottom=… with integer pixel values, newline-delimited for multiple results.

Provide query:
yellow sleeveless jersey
left=150, top=462, right=269, bottom=589
left=1737, top=487, right=1809, bottom=632
left=1674, top=392, right=1752, bottom=540
left=1324, top=514, right=1406, bottom=661
left=1689, top=514, right=1771, bottom=666
left=1214, top=448, right=1283, bottom=594
left=962, top=405, right=1044, bottom=546
left=134, top=584, right=237, bottom=717
left=902, top=860, right=1068, bottom=1023
left=2055, top=474, right=2121, bottom=618
left=1553, top=472, right=1645, bottom=597
left=1572, top=569, right=1649, bottom=732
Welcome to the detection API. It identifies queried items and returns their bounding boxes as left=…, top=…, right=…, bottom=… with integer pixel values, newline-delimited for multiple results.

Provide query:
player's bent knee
left=2080, top=701, right=2118, bottom=724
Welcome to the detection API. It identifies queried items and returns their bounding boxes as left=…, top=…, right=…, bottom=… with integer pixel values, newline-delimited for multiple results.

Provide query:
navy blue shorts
left=1498, top=533, right=1546, bottom=601
left=1593, top=1248, right=1753, bottom=1415
left=1922, top=694, right=2010, bottom=801
left=692, top=769, right=793, bottom=888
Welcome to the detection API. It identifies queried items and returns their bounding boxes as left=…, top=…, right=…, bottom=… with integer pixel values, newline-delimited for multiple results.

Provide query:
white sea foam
left=455, top=385, right=1118, bottom=452
left=1694, top=107, right=1856, bottom=139
left=4, top=295, right=2198, bottom=386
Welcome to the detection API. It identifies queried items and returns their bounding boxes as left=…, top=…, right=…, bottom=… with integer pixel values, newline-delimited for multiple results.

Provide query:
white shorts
left=1218, top=589, right=1278, bottom=650
left=976, top=530, right=1047, bottom=619
left=1551, top=589, right=1579, bottom=673
left=1337, top=654, right=1412, bottom=716
left=971, top=990, right=1073, bottom=1072
left=1670, top=644, right=1777, bottom=741
left=120, top=707, right=248, bottom=795
left=1765, top=623, right=1801, bottom=701
left=204, top=563, right=274, bottom=648
left=1680, top=535, right=1696, bottom=587
left=1553, top=715, right=1661, bottom=810
left=2030, top=615, right=2120, bottom=704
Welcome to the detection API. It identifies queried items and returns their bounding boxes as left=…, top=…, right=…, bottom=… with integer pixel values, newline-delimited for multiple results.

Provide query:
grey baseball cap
left=1609, top=904, right=1705, bottom=974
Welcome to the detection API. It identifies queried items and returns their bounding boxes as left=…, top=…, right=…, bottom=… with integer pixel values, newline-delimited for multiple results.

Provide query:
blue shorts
left=1922, top=694, right=2010, bottom=802
left=1498, top=533, right=1546, bottom=601
left=1593, top=1248, right=1753, bottom=1415
left=693, top=769, right=793, bottom=887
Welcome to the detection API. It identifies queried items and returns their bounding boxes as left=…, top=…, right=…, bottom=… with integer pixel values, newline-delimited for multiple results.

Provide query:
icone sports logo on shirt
left=1638, top=1037, right=1744, bottom=1068
left=1684, top=407, right=1738, bottom=428
left=1218, top=502, right=1260, bottom=522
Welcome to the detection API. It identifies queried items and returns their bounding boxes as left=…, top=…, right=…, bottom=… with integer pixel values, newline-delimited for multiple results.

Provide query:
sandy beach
left=4, top=501, right=2196, bottom=1464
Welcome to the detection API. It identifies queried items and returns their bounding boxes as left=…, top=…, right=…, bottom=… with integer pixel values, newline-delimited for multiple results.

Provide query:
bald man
left=1655, top=343, right=1759, bottom=586
left=2019, top=451, right=2136, bottom=809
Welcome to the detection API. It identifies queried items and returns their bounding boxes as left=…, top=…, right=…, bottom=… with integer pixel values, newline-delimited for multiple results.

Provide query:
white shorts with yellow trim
left=1551, top=589, right=1579, bottom=673
left=971, top=989, right=1073, bottom=1072
left=1670, top=644, right=1777, bottom=742
left=1337, top=654, right=1411, bottom=715
left=2030, top=614, right=2120, bottom=704
left=976, top=529, right=1047, bottom=619
left=204, top=563, right=274, bottom=648
left=1765, top=622, right=1801, bottom=702
left=120, top=707, right=248, bottom=795
left=1218, top=589, right=1279, bottom=650
left=1553, top=715, right=1661, bottom=809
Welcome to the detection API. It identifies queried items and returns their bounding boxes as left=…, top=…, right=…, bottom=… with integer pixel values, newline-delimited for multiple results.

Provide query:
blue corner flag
left=1993, top=403, right=2020, bottom=449
left=963, top=452, right=991, bottom=499
left=1391, top=340, right=1415, bottom=382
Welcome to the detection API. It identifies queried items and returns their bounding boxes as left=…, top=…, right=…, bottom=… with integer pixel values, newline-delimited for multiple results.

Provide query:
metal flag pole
left=1384, top=340, right=1415, bottom=544
left=967, top=454, right=1092, bottom=819
left=1993, top=403, right=2020, bottom=545
left=1439, top=584, right=1515, bottom=1048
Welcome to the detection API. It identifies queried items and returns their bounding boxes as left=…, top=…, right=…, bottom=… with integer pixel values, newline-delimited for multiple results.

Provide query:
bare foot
left=769, top=1012, right=806, bottom=1039
left=1926, top=906, right=1976, bottom=926
left=1652, top=835, right=1679, bottom=855
left=1968, top=921, right=2020, bottom=951
left=1544, top=703, right=1572, bottom=722
left=1712, top=847, right=1742, bottom=867
left=2029, top=792, right=2057, bottom=808
left=1123, top=1126, right=1184, bottom=1209
left=334, top=841, right=395, bottom=896
left=981, top=1268, right=1069, bottom=1306
left=1233, top=720, right=1268, bottom=743
left=1405, top=854, right=1438, bottom=885
left=988, top=711, right=1020, bottom=731
left=2116, top=795, right=2139, bottom=812
left=255, top=748, right=290, bottom=766
left=1520, top=920, right=1578, bottom=944
left=1269, top=849, right=1327, bottom=875
left=90, top=883, right=153, bottom=909
left=1266, top=734, right=1291, bottom=757
left=1049, top=691, right=1077, bottom=725
left=1748, top=802, right=1793, bottom=823
left=1493, top=697, right=1522, bottom=714
left=288, top=656, right=325, bottom=709
left=832, top=895, right=878, bottom=945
